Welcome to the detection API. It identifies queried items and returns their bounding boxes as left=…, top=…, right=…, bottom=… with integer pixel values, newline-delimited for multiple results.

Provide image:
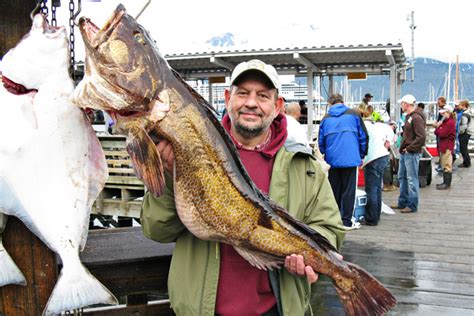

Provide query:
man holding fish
left=142, top=59, right=346, bottom=315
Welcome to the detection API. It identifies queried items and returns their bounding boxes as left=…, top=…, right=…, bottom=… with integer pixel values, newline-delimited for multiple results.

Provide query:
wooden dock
left=2, top=138, right=473, bottom=315
left=313, top=159, right=474, bottom=315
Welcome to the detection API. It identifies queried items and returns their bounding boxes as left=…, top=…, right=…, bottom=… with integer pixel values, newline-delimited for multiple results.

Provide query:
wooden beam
left=82, top=300, right=174, bottom=316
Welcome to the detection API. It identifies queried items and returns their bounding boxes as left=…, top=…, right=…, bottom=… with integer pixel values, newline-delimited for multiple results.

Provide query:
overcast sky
left=56, top=0, right=473, bottom=63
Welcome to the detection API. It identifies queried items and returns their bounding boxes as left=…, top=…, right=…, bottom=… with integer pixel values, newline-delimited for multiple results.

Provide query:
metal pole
left=408, top=11, right=416, bottom=82
left=390, top=65, right=398, bottom=122
left=307, top=68, right=314, bottom=142
left=208, top=79, right=213, bottom=109
left=136, top=0, right=151, bottom=20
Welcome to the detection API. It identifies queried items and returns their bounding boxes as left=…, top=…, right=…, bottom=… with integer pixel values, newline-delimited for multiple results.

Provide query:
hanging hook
left=135, top=0, right=151, bottom=20
left=72, top=0, right=82, bottom=26
left=30, top=1, right=42, bottom=20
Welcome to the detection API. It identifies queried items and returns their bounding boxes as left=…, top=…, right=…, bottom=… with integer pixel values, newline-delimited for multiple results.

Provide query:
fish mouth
left=79, top=4, right=126, bottom=48
left=33, top=13, right=65, bottom=38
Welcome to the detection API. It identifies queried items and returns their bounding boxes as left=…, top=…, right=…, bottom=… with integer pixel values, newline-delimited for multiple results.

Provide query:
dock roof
left=164, top=43, right=407, bottom=78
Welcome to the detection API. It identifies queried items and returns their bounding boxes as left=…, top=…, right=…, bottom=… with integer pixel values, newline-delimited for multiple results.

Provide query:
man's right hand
left=156, top=139, right=175, bottom=175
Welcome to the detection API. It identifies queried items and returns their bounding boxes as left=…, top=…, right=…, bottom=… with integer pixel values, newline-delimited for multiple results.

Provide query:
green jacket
left=141, top=143, right=346, bottom=316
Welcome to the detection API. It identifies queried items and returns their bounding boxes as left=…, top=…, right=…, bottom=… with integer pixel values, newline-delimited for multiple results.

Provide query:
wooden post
left=0, top=0, right=38, bottom=56
left=0, top=217, right=57, bottom=315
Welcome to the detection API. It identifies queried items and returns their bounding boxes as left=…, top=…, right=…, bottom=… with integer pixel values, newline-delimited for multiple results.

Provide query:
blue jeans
left=397, top=152, right=420, bottom=212
left=364, top=155, right=390, bottom=224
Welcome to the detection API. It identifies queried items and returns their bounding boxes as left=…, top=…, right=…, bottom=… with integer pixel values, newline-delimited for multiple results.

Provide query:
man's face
left=225, top=79, right=282, bottom=139
left=437, top=99, right=445, bottom=107
left=401, top=102, right=407, bottom=112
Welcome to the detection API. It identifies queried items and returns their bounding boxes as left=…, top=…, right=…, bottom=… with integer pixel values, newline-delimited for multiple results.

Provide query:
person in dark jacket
left=319, top=93, right=368, bottom=227
left=458, top=100, right=472, bottom=168
left=434, top=105, right=456, bottom=189
left=391, top=95, right=426, bottom=213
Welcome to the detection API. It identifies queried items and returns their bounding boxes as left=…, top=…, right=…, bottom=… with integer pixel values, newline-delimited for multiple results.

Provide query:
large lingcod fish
left=0, top=14, right=117, bottom=315
left=73, top=5, right=396, bottom=315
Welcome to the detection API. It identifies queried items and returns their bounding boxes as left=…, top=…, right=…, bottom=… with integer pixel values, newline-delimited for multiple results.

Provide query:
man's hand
left=284, top=254, right=318, bottom=284
left=284, top=253, right=344, bottom=284
left=156, top=139, right=175, bottom=175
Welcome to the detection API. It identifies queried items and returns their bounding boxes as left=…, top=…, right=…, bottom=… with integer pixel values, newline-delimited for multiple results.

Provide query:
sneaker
left=383, top=184, right=397, bottom=192
left=400, top=207, right=415, bottom=213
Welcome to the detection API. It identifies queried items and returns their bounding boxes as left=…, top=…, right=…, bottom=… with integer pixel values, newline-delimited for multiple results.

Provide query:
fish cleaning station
left=1, top=1, right=473, bottom=315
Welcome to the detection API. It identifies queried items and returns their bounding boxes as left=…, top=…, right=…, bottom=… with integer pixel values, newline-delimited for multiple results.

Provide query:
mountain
left=206, top=32, right=235, bottom=47
left=295, top=58, right=474, bottom=102
left=336, top=58, right=474, bottom=102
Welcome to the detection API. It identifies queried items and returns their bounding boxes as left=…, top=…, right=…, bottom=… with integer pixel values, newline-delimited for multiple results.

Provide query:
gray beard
left=234, top=121, right=266, bottom=139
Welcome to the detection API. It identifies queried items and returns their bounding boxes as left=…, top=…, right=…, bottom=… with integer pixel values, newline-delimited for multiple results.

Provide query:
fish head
left=74, top=4, right=167, bottom=119
left=1, top=14, right=69, bottom=90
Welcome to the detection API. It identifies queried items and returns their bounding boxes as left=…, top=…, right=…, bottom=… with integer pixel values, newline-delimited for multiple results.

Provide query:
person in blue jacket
left=319, top=93, right=368, bottom=227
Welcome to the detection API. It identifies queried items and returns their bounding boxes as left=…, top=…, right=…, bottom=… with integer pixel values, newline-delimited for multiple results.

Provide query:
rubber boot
left=437, top=172, right=452, bottom=190
left=436, top=171, right=445, bottom=188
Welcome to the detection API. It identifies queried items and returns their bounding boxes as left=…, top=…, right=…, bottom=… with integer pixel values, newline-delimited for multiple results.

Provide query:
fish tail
left=0, top=244, right=26, bottom=286
left=334, top=262, right=396, bottom=316
left=43, top=262, right=117, bottom=315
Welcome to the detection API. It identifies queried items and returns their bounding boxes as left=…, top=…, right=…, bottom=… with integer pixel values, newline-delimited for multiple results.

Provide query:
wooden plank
left=0, top=217, right=57, bottom=315
left=103, top=150, right=130, bottom=157
left=82, top=300, right=174, bottom=316
left=108, top=167, right=137, bottom=174
left=0, top=0, right=36, bottom=57
left=81, top=228, right=173, bottom=297
left=81, top=227, right=174, bottom=265
left=92, top=201, right=142, bottom=219
left=107, top=159, right=133, bottom=165
left=311, top=159, right=474, bottom=314
left=107, top=175, right=144, bottom=185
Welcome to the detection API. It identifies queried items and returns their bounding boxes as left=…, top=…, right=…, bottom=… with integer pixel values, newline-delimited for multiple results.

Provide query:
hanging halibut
left=0, top=14, right=117, bottom=315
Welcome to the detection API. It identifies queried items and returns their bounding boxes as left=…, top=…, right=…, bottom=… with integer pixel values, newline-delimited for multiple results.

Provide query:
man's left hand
left=284, top=254, right=318, bottom=284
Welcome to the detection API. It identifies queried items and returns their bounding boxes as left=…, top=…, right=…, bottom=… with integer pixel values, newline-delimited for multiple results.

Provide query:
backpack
left=467, top=111, right=474, bottom=135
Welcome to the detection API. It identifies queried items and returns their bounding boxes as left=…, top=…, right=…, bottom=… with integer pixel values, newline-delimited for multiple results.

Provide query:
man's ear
left=275, top=96, right=284, bottom=115
left=224, top=89, right=231, bottom=110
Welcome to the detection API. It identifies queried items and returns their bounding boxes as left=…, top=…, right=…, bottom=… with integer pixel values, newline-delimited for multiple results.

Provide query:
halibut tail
left=43, top=261, right=117, bottom=315
left=0, top=245, right=26, bottom=286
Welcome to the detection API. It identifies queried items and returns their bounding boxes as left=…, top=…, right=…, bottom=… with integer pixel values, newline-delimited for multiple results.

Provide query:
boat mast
left=454, top=55, right=459, bottom=101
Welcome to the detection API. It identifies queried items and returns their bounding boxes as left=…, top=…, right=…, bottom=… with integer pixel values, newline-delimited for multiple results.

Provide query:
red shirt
left=215, top=114, right=287, bottom=316
left=434, top=116, right=456, bottom=153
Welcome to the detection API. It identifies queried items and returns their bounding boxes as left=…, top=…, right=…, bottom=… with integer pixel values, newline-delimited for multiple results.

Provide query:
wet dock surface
left=312, top=161, right=474, bottom=315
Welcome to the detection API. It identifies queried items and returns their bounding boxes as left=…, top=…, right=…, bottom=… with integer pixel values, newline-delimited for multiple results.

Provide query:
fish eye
left=133, top=31, right=146, bottom=45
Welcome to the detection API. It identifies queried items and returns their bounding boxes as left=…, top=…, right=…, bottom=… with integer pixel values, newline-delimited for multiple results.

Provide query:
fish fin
left=0, top=213, right=26, bottom=286
left=334, top=262, right=397, bottom=316
left=126, top=127, right=165, bottom=197
left=43, top=261, right=117, bottom=315
left=0, top=242, right=27, bottom=286
left=268, top=201, right=338, bottom=254
left=233, top=246, right=283, bottom=271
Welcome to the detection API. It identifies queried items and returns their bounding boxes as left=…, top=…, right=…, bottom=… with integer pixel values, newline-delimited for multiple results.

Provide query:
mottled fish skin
left=0, top=14, right=117, bottom=315
left=73, top=6, right=396, bottom=316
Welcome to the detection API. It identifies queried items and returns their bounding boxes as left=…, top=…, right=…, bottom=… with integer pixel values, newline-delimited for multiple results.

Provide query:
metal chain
left=69, top=0, right=76, bottom=79
left=40, top=0, right=48, bottom=16
left=51, top=5, right=57, bottom=26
